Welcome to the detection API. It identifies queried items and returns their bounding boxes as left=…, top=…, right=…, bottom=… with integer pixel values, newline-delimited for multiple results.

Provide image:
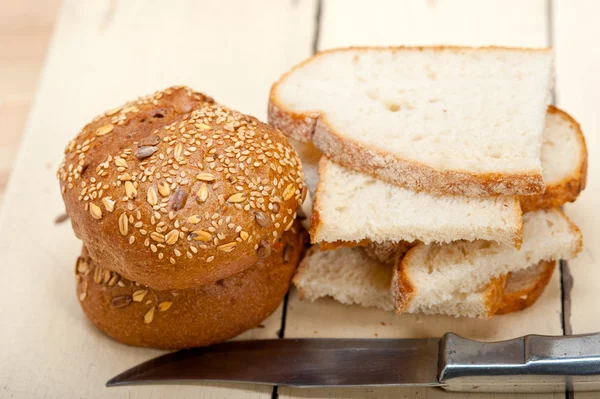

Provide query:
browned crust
left=482, top=274, right=510, bottom=318
left=391, top=248, right=417, bottom=313
left=520, top=106, right=588, bottom=212
left=496, top=261, right=556, bottom=315
left=59, top=86, right=305, bottom=290
left=317, top=239, right=370, bottom=250
left=308, top=157, right=328, bottom=243
left=269, top=46, right=550, bottom=197
left=76, top=225, right=304, bottom=349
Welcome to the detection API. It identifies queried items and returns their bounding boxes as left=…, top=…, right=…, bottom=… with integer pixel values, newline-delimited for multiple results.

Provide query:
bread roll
left=59, top=86, right=306, bottom=289
left=75, top=225, right=305, bottom=349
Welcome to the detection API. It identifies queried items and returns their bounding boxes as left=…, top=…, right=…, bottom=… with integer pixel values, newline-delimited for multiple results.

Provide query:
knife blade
left=107, top=333, right=600, bottom=392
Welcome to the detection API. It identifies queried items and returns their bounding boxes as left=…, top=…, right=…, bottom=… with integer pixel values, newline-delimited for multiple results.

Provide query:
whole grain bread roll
left=75, top=224, right=305, bottom=349
left=59, top=86, right=306, bottom=290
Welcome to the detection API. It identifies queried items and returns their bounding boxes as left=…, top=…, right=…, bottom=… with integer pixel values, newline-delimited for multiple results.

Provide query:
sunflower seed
left=111, top=295, right=132, bottom=308
left=257, top=240, right=271, bottom=258
left=169, top=188, right=187, bottom=210
left=227, top=193, right=246, bottom=203
left=124, top=181, right=137, bottom=199
left=132, top=289, right=148, bottom=302
left=197, top=184, right=208, bottom=203
left=136, top=146, right=158, bottom=159
left=144, top=307, right=155, bottom=324
left=118, top=213, right=128, bottom=236
left=165, top=229, right=179, bottom=245
left=90, top=203, right=102, bottom=219
left=218, top=242, right=237, bottom=252
left=196, top=172, right=215, bottom=182
left=158, top=301, right=172, bottom=311
left=147, top=187, right=158, bottom=206
left=96, top=124, right=114, bottom=136
left=190, top=230, right=211, bottom=242
left=240, top=231, right=249, bottom=241
left=254, top=211, right=271, bottom=227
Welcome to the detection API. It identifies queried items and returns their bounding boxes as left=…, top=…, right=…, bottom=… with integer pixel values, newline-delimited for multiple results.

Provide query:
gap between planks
left=272, top=1, right=323, bottom=398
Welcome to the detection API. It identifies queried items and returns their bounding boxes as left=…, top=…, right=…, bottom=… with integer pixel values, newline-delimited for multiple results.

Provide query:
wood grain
left=0, top=0, right=60, bottom=202
left=281, top=1, right=564, bottom=398
left=0, top=0, right=316, bottom=398
left=552, top=0, right=600, bottom=397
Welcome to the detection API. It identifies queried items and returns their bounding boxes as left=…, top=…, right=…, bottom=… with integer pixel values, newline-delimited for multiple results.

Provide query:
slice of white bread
left=293, top=246, right=554, bottom=318
left=270, top=46, right=553, bottom=197
left=520, top=106, right=587, bottom=212
left=312, top=158, right=523, bottom=247
left=393, top=208, right=582, bottom=314
left=496, top=260, right=556, bottom=315
left=294, top=246, right=395, bottom=312
left=363, top=241, right=415, bottom=265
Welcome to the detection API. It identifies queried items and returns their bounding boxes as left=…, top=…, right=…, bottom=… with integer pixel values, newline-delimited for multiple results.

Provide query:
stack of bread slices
left=268, top=46, right=587, bottom=318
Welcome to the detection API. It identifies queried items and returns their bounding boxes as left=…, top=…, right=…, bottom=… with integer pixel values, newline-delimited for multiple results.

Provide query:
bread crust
left=391, top=250, right=417, bottom=314
left=75, top=225, right=304, bottom=349
left=520, top=106, right=588, bottom=212
left=496, top=260, right=555, bottom=315
left=482, top=274, right=510, bottom=318
left=59, top=86, right=305, bottom=290
left=269, top=46, right=550, bottom=197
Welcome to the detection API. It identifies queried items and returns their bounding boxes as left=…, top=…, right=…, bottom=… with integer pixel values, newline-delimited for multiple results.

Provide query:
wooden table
left=0, top=1, right=597, bottom=398
left=0, top=0, right=60, bottom=202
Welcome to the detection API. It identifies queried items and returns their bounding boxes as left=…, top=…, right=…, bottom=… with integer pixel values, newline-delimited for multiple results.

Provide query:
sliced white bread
left=305, top=107, right=585, bottom=255
left=270, top=46, right=553, bottom=197
left=311, top=158, right=523, bottom=247
left=496, top=260, right=556, bottom=315
left=293, top=246, right=395, bottom=312
left=293, top=246, right=553, bottom=318
left=363, top=241, right=415, bottom=265
left=520, top=106, right=587, bottom=212
left=393, top=208, right=582, bottom=314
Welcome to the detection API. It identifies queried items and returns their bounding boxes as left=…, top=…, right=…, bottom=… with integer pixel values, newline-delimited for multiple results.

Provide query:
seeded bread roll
left=59, top=86, right=306, bottom=290
left=75, top=225, right=305, bottom=349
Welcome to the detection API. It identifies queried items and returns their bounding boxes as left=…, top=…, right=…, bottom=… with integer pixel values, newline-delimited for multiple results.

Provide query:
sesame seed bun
left=75, top=224, right=305, bottom=349
left=59, top=86, right=306, bottom=290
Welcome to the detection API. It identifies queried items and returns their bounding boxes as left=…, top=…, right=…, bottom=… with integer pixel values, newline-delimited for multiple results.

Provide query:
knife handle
left=438, top=332, right=600, bottom=393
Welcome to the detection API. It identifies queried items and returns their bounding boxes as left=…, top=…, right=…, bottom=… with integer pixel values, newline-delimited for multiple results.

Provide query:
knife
left=107, top=332, right=600, bottom=392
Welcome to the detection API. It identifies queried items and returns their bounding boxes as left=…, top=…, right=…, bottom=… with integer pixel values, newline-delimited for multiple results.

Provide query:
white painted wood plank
left=282, top=1, right=563, bottom=398
left=553, top=0, right=600, bottom=397
left=319, top=0, right=549, bottom=49
left=0, top=0, right=316, bottom=398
